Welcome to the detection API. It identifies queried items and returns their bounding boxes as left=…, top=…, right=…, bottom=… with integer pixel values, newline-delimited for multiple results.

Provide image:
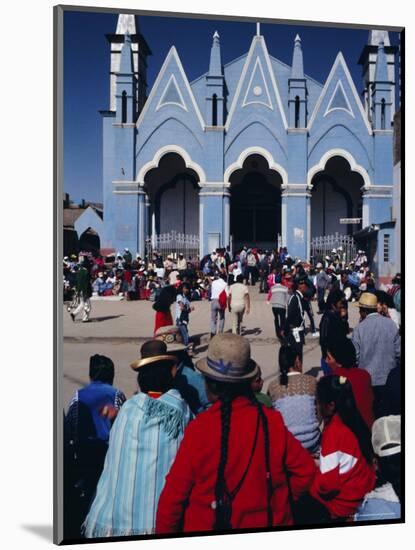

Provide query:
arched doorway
left=310, top=156, right=364, bottom=237
left=145, top=153, right=200, bottom=235
left=229, top=154, right=282, bottom=251
left=78, top=227, right=101, bottom=256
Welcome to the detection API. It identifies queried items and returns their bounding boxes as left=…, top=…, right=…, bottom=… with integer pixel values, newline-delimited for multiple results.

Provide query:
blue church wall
left=308, top=125, right=374, bottom=183
left=136, top=117, right=205, bottom=179
left=374, top=134, right=394, bottom=185
left=365, top=197, right=392, bottom=225
left=370, top=224, right=396, bottom=280
left=204, top=130, right=225, bottom=181
left=269, top=56, right=323, bottom=118
left=225, top=120, right=287, bottom=169
left=112, top=192, right=139, bottom=254
left=200, top=195, right=226, bottom=252
left=136, top=46, right=205, bottom=157
left=100, top=18, right=397, bottom=263
left=285, top=196, right=308, bottom=259
left=287, top=133, right=307, bottom=182
left=102, top=115, right=118, bottom=249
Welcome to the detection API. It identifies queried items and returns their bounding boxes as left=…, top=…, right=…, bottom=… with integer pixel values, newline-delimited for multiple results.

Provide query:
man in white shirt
left=228, top=275, right=250, bottom=335
left=210, top=274, right=228, bottom=338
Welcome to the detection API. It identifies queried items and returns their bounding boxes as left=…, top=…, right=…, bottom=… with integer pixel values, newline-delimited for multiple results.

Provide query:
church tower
left=115, top=32, right=136, bottom=123
left=371, top=41, right=393, bottom=130
left=358, top=30, right=397, bottom=124
left=288, top=34, right=307, bottom=127
left=205, top=31, right=225, bottom=126
left=106, top=13, right=152, bottom=117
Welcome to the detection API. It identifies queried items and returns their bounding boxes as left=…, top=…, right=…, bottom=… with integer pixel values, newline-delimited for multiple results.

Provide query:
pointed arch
left=137, top=144, right=206, bottom=185
left=307, top=52, right=372, bottom=135
left=307, top=148, right=372, bottom=189
left=224, top=146, right=288, bottom=186
left=136, top=46, right=205, bottom=130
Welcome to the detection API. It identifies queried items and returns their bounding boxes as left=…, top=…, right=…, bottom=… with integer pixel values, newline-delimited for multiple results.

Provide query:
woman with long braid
left=156, top=333, right=317, bottom=534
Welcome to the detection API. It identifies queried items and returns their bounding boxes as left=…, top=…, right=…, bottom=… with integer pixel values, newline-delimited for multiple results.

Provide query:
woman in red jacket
left=156, top=333, right=317, bottom=534
left=309, top=375, right=376, bottom=521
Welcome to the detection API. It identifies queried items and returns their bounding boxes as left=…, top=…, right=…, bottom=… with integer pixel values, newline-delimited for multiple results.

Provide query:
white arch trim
left=307, top=148, right=372, bottom=189
left=224, top=146, right=288, bottom=186
left=137, top=144, right=207, bottom=185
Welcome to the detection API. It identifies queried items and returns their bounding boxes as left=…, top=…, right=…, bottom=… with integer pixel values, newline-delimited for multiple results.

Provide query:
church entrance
left=310, top=156, right=364, bottom=238
left=78, top=227, right=101, bottom=256
left=230, top=154, right=282, bottom=251
left=144, top=152, right=200, bottom=256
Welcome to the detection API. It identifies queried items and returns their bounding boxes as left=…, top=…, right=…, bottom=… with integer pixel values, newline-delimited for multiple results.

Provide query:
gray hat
left=196, top=333, right=259, bottom=383
left=154, top=325, right=187, bottom=351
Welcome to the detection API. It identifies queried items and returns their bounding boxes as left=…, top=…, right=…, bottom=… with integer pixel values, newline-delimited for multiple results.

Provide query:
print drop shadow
left=21, top=525, right=53, bottom=542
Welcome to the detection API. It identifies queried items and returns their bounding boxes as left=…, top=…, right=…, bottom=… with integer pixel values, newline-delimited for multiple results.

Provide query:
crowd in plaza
left=63, top=245, right=402, bottom=539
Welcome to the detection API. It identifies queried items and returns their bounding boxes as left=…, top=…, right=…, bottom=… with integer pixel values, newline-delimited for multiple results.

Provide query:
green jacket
left=76, top=267, right=92, bottom=297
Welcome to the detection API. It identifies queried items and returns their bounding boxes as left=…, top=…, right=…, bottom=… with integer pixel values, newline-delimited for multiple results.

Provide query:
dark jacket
left=319, top=309, right=349, bottom=357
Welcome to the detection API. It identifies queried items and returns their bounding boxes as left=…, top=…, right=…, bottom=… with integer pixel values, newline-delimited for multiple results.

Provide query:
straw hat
left=130, top=339, right=178, bottom=371
left=196, top=333, right=259, bottom=383
left=154, top=325, right=188, bottom=351
left=359, top=292, right=378, bottom=310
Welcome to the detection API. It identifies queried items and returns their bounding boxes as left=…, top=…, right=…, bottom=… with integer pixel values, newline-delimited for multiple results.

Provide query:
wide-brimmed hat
left=359, top=292, right=378, bottom=309
left=130, top=339, right=178, bottom=371
left=154, top=325, right=187, bottom=351
left=196, top=333, right=259, bottom=383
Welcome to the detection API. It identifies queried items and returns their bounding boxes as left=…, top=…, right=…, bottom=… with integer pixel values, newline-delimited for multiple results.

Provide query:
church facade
left=100, top=15, right=398, bottom=260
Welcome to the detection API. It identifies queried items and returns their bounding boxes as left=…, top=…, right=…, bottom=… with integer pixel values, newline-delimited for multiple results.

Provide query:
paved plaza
left=63, top=290, right=361, bottom=408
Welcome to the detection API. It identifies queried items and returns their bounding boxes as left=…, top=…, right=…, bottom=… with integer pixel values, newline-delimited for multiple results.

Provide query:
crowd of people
left=63, top=244, right=402, bottom=540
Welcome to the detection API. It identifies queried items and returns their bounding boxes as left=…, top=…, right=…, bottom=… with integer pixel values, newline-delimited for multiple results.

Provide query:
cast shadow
left=21, top=524, right=53, bottom=542
left=89, top=315, right=125, bottom=323
left=241, top=327, right=262, bottom=336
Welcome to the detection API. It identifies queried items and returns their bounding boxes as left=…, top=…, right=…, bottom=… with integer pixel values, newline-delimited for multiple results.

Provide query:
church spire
left=205, top=30, right=225, bottom=126
left=208, top=30, right=223, bottom=76
left=116, top=13, right=139, bottom=35
left=119, top=32, right=133, bottom=74
left=372, top=41, right=393, bottom=130
left=288, top=34, right=307, bottom=128
left=291, top=34, right=304, bottom=79
left=368, top=29, right=390, bottom=46
left=374, top=41, right=389, bottom=82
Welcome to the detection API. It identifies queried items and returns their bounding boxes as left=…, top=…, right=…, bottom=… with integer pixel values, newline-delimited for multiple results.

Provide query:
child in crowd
left=300, top=375, right=376, bottom=523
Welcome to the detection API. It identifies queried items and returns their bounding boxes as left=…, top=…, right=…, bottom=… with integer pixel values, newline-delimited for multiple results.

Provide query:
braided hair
left=317, top=375, right=373, bottom=464
left=205, top=379, right=273, bottom=530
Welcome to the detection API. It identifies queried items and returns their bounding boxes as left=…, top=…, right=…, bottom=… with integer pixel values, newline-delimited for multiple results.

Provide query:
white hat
left=316, top=262, right=323, bottom=269
left=332, top=248, right=337, bottom=253
left=372, top=415, right=401, bottom=457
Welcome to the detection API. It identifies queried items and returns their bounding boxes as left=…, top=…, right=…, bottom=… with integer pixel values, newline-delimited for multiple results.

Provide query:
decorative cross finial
left=256, top=22, right=261, bottom=36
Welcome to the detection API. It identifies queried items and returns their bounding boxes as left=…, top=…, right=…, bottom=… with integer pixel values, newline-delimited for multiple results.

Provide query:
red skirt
left=154, top=309, right=173, bottom=336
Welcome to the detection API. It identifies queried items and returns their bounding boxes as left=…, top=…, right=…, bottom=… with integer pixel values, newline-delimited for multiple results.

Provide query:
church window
left=295, top=96, right=300, bottom=128
left=121, top=91, right=127, bottom=123
left=381, top=98, right=386, bottom=130
left=212, top=94, right=218, bottom=126
left=383, top=233, right=390, bottom=262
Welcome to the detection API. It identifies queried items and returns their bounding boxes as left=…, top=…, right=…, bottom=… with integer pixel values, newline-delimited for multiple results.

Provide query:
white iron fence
left=145, top=231, right=200, bottom=261
left=311, top=233, right=357, bottom=265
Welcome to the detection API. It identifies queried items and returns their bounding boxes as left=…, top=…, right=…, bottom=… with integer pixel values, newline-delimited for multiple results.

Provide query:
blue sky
left=63, top=10, right=400, bottom=204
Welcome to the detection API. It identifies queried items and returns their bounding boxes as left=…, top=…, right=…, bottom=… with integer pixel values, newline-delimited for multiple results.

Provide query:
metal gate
left=311, top=233, right=357, bottom=265
left=145, top=231, right=200, bottom=261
